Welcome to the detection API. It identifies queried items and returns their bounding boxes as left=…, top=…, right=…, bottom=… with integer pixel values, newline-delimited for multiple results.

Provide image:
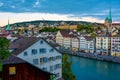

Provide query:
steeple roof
left=5, top=19, right=11, bottom=30
left=108, top=8, right=112, bottom=23
left=105, top=8, right=112, bottom=23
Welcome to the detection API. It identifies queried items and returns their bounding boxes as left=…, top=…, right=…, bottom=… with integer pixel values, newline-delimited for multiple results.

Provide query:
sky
left=0, top=0, right=120, bottom=26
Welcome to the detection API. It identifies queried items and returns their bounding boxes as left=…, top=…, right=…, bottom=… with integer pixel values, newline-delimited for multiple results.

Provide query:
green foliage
left=91, top=32, right=97, bottom=38
left=97, top=26, right=101, bottom=30
left=77, top=24, right=85, bottom=31
left=39, top=27, right=60, bottom=32
left=0, top=37, right=11, bottom=72
left=62, top=54, right=76, bottom=80
left=50, top=75, right=55, bottom=80
left=77, top=23, right=93, bottom=33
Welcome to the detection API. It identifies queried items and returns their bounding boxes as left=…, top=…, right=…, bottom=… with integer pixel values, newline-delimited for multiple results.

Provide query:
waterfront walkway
left=60, top=48, right=120, bottom=63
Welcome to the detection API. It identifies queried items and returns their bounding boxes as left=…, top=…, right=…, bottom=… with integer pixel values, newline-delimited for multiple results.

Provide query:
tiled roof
left=11, top=37, right=41, bottom=55
left=112, top=23, right=120, bottom=25
left=84, top=36, right=94, bottom=41
left=2, top=55, right=26, bottom=65
left=60, top=29, right=77, bottom=38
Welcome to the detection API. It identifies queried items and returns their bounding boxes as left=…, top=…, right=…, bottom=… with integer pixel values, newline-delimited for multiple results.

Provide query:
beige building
left=56, top=30, right=79, bottom=51
left=96, top=35, right=111, bottom=55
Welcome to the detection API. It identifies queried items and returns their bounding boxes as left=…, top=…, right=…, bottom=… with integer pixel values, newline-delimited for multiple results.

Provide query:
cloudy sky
left=0, top=0, right=120, bottom=26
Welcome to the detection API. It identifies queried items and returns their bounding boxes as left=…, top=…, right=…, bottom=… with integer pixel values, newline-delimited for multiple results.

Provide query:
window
left=31, top=49, right=37, bottom=55
left=56, top=64, right=61, bottom=69
left=50, top=66, right=54, bottom=71
left=40, top=58, right=43, bottom=64
left=33, top=59, right=38, bottom=65
left=9, top=67, right=16, bottom=75
left=43, top=57, right=47, bottom=63
left=24, top=52, right=27, bottom=56
left=42, top=67, right=47, bottom=71
left=40, top=57, right=48, bottom=64
left=56, top=56, right=62, bottom=59
left=50, top=57, right=54, bottom=61
left=49, top=48, right=54, bottom=52
left=40, top=40, right=43, bottom=44
left=39, top=48, right=46, bottom=53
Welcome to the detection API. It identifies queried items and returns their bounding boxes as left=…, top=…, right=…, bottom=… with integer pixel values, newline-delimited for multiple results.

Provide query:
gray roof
left=2, top=55, right=26, bottom=65
left=11, top=37, right=41, bottom=55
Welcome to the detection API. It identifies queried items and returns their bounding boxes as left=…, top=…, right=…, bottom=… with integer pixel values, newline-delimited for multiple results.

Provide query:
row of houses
left=55, top=30, right=120, bottom=57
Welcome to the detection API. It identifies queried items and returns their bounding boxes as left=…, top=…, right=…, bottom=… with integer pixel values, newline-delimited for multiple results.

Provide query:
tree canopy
left=39, top=27, right=60, bottom=32
left=62, top=54, right=76, bottom=80
left=0, top=37, right=11, bottom=72
left=77, top=23, right=94, bottom=34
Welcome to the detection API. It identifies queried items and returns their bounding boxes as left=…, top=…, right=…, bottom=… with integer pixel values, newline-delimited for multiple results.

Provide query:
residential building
left=84, top=36, right=95, bottom=53
left=79, top=36, right=95, bottom=53
left=8, top=37, right=62, bottom=80
left=111, top=36, right=120, bottom=57
left=96, top=35, right=111, bottom=55
left=79, top=35, right=86, bottom=52
left=0, top=55, right=52, bottom=80
left=56, top=29, right=79, bottom=51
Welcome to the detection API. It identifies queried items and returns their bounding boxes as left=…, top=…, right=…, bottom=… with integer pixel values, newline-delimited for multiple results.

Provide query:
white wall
left=18, top=39, right=62, bottom=80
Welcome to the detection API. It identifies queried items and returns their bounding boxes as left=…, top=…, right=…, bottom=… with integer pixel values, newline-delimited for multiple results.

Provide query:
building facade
left=96, top=36, right=110, bottom=55
left=0, top=55, right=52, bottom=80
left=111, top=37, right=120, bottom=57
left=56, top=30, right=79, bottom=51
left=10, top=37, right=62, bottom=80
left=79, top=36, right=95, bottom=53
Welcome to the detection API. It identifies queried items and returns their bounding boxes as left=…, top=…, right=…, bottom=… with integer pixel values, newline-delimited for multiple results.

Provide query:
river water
left=69, top=55, right=120, bottom=80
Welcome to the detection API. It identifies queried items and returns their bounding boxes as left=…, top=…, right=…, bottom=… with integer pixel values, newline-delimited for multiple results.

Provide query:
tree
left=86, top=23, right=93, bottom=34
left=77, top=24, right=84, bottom=31
left=77, top=23, right=93, bottom=34
left=39, top=27, right=60, bottom=32
left=91, top=32, right=97, bottom=38
left=0, top=37, right=11, bottom=72
left=62, top=54, right=76, bottom=80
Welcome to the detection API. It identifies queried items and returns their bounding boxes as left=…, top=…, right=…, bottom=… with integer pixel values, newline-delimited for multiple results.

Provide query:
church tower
left=4, top=19, right=12, bottom=36
left=104, top=8, right=112, bottom=34
left=5, top=19, right=11, bottom=31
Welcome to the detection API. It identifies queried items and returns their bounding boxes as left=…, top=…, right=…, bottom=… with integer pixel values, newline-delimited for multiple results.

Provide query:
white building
left=11, top=37, right=62, bottom=80
left=111, top=36, right=120, bottom=57
left=84, top=36, right=95, bottom=53
left=56, top=30, right=79, bottom=51
left=79, top=36, right=95, bottom=53
left=79, top=35, right=86, bottom=52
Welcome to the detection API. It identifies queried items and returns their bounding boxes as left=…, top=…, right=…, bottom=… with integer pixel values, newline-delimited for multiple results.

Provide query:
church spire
left=108, top=8, right=112, bottom=23
left=5, top=19, right=11, bottom=30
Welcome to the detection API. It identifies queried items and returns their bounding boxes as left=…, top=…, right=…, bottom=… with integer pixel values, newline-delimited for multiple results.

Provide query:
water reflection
left=69, top=55, right=120, bottom=80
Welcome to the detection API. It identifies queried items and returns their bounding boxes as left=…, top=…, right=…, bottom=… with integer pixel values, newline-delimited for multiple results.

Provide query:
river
left=69, top=55, right=120, bottom=80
